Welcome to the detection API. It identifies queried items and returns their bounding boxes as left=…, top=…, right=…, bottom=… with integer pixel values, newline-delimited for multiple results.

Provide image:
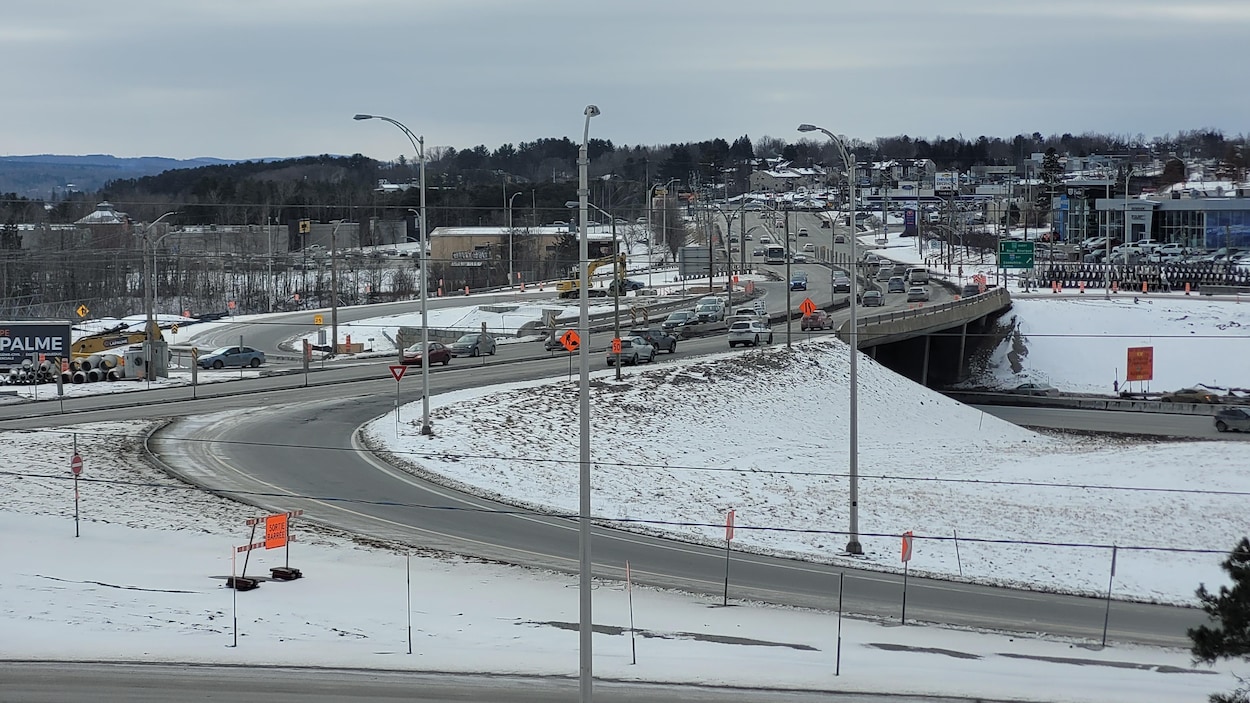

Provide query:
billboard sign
left=0, top=321, right=72, bottom=367
left=934, top=171, right=958, bottom=193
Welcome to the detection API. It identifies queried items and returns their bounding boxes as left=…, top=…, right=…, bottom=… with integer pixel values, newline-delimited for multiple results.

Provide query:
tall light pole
left=329, top=218, right=349, bottom=356
left=799, top=123, right=862, bottom=555
left=143, top=211, right=178, bottom=380
left=507, top=191, right=523, bottom=289
left=577, top=103, right=600, bottom=703
left=354, top=113, right=432, bottom=435
left=1111, top=168, right=1135, bottom=300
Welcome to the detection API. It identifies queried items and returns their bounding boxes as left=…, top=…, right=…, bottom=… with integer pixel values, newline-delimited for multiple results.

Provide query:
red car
left=801, top=310, right=832, bottom=331
left=401, top=342, right=451, bottom=366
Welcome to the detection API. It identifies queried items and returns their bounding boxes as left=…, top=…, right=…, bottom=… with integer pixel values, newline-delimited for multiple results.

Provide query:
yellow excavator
left=556, top=253, right=626, bottom=299
left=70, top=321, right=163, bottom=359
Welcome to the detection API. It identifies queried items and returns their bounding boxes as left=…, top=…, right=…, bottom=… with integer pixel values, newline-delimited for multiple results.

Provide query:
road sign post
left=901, top=530, right=914, bottom=623
left=389, top=365, right=407, bottom=435
left=997, top=240, right=1035, bottom=268
left=70, top=446, right=83, bottom=537
left=723, top=508, right=735, bottom=606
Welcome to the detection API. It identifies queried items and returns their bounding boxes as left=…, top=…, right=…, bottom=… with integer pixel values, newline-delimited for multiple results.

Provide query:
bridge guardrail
left=945, top=391, right=1246, bottom=417
left=836, top=287, right=1012, bottom=346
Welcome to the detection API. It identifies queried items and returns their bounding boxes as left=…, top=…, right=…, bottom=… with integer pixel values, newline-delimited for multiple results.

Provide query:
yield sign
left=799, top=298, right=818, bottom=316
left=389, top=365, right=407, bottom=382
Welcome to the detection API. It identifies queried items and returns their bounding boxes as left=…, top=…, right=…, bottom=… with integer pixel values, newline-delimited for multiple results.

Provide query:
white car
left=727, top=320, right=773, bottom=348
left=802, top=243, right=815, bottom=252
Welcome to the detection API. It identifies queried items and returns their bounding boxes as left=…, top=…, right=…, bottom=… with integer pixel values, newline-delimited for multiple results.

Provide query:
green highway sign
left=998, top=240, right=1035, bottom=268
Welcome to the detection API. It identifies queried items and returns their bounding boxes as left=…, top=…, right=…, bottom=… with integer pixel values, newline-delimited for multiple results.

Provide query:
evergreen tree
left=1190, top=537, right=1250, bottom=703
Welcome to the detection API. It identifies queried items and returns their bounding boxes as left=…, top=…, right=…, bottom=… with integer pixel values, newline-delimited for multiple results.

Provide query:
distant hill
left=0, top=154, right=236, bottom=199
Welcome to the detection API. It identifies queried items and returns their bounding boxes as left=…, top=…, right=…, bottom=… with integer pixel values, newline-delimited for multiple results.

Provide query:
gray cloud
left=3, top=0, right=1244, bottom=160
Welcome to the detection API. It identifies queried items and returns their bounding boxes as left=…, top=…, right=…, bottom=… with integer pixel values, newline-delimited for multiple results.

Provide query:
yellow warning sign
left=313, top=314, right=324, bottom=326
left=76, top=304, right=89, bottom=318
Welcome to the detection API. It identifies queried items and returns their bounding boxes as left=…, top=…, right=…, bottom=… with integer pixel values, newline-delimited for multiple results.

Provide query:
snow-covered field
left=0, top=422, right=1239, bottom=702
left=363, top=340, right=1246, bottom=606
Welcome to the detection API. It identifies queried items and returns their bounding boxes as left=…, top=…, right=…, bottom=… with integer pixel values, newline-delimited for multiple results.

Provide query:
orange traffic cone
left=1079, top=281, right=1086, bottom=294
left=1112, top=281, right=1118, bottom=293
left=1184, top=282, right=1191, bottom=295
left=1141, top=281, right=1148, bottom=293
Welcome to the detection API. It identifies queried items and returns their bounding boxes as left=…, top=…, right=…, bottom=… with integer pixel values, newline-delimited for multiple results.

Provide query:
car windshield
left=455, top=335, right=478, bottom=344
left=208, top=347, right=234, bottom=356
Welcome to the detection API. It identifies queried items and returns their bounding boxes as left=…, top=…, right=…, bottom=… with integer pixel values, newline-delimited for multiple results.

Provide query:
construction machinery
left=556, top=253, right=626, bottom=299
left=69, top=321, right=162, bottom=359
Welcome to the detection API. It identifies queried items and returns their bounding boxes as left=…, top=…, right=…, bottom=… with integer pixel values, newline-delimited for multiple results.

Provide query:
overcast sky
left=4, top=1, right=1247, bottom=161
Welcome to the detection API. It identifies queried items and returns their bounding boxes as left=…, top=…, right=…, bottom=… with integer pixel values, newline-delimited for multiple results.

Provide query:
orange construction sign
left=611, top=337, right=622, bottom=354
left=725, top=509, right=735, bottom=541
left=264, top=514, right=289, bottom=549
left=901, top=530, right=914, bottom=563
left=799, top=298, right=817, bottom=316
left=1126, top=346, right=1154, bottom=382
left=560, top=329, right=581, bottom=352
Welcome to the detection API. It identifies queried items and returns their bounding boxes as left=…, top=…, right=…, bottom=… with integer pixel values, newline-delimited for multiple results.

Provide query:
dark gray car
left=1214, top=407, right=1250, bottom=432
left=449, top=333, right=496, bottom=357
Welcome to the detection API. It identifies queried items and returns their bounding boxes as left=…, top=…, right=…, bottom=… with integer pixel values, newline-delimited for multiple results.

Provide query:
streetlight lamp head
left=584, top=105, right=600, bottom=118
left=564, top=201, right=579, bottom=209
left=797, top=124, right=818, bottom=132
left=353, top=114, right=374, bottom=121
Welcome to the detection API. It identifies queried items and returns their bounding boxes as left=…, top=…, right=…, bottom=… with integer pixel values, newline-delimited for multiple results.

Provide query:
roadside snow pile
left=966, top=297, right=1250, bottom=394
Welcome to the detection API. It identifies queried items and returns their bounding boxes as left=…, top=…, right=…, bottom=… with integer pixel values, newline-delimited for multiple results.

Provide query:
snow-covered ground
left=363, top=340, right=1245, bottom=606
left=0, top=422, right=1240, bottom=702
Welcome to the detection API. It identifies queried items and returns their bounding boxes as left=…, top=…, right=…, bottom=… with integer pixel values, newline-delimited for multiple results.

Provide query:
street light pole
left=143, top=211, right=177, bottom=381
left=507, top=191, right=523, bottom=289
left=573, top=201, right=623, bottom=380
left=577, top=104, right=600, bottom=703
left=354, top=113, right=432, bottom=435
left=799, top=123, right=862, bottom=555
left=330, top=218, right=349, bottom=357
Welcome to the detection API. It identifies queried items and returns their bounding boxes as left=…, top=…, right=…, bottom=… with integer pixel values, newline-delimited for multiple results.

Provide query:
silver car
left=606, top=336, right=656, bottom=366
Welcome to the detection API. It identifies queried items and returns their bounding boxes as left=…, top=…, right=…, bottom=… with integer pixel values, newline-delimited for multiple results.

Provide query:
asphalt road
left=0, top=662, right=962, bottom=703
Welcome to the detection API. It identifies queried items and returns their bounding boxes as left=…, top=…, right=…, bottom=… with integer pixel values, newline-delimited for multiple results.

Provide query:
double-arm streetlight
left=142, top=211, right=178, bottom=380
left=354, top=113, right=432, bottom=436
left=576, top=104, right=600, bottom=703
left=798, top=123, right=863, bottom=555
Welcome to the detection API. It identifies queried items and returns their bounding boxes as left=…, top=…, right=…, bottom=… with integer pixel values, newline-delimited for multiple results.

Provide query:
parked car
left=906, top=285, right=930, bottom=302
left=662, top=310, right=699, bottom=332
left=1214, top=407, right=1250, bottom=433
left=401, top=342, right=451, bottom=366
left=1009, top=382, right=1059, bottom=397
left=860, top=290, right=884, bottom=307
left=629, top=327, right=677, bottom=353
left=790, top=272, right=808, bottom=291
left=752, top=247, right=766, bottom=257
left=606, top=336, right=655, bottom=366
left=832, top=275, right=852, bottom=293
left=1160, top=387, right=1218, bottom=403
left=727, top=320, right=773, bottom=347
left=449, top=333, right=496, bottom=357
left=887, top=276, right=907, bottom=294
left=197, top=345, right=266, bottom=369
left=801, top=310, right=833, bottom=331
